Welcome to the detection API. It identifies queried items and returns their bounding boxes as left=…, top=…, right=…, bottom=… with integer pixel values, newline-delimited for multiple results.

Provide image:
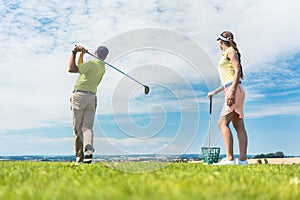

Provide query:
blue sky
left=0, top=0, right=299, bottom=156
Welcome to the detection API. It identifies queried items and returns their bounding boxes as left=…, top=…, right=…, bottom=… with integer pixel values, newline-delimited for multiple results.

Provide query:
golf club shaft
left=86, top=52, right=146, bottom=87
left=209, top=97, right=212, bottom=147
left=209, top=97, right=212, bottom=115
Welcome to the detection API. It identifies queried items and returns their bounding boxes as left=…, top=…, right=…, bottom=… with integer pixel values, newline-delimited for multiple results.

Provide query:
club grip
left=209, top=97, right=212, bottom=114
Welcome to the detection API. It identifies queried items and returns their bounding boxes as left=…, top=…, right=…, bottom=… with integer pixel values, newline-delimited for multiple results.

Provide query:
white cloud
left=1, top=0, right=300, bottom=137
left=246, top=102, right=300, bottom=119
left=0, top=51, right=73, bottom=131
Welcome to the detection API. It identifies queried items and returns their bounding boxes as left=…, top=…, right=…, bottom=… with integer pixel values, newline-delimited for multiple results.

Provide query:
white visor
left=217, top=35, right=230, bottom=42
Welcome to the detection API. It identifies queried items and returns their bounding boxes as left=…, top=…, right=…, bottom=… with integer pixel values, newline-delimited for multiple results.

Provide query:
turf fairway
left=0, top=161, right=299, bottom=200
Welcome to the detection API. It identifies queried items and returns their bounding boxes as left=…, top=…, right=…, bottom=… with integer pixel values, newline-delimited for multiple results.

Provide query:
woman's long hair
left=221, top=31, right=244, bottom=79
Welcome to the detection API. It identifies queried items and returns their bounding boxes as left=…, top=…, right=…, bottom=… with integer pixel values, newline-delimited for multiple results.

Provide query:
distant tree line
left=253, top=151, right=284, bottom=159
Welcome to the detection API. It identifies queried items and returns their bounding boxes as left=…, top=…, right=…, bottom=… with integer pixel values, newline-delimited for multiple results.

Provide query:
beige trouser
left=70, top=91, right=97, bottom=162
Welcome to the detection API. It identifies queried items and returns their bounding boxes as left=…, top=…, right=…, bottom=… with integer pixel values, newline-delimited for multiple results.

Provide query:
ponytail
left=229, top=39, right=244, bottom=79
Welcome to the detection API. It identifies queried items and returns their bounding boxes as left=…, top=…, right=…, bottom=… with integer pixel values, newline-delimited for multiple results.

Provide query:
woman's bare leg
left=232, top=112, right=248, bottom=161
left=218, top=112, right=234, bottom=161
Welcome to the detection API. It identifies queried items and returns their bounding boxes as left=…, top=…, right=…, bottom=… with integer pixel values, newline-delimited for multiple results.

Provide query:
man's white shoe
left=213, top=158, right=235, bottom=165
left=235, top=158, right=248, bottom=165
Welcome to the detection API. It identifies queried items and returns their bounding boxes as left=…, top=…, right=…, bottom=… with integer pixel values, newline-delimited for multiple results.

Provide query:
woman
left=208, top=31, right=248, bottom=165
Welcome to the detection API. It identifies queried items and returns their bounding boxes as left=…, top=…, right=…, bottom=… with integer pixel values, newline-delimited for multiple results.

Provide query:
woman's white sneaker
left=235, top=158, right=248, bottom=165
left=213, top=158, right=235, bottom=165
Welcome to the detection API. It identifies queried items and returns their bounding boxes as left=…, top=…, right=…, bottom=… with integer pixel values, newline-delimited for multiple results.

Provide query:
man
left=68, top=45, right=109, bottom=164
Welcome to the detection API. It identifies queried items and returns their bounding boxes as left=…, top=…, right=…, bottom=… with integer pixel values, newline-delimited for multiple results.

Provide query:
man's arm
left=68, top=50, right=79, bottom=73
left=78, top=53, right=84, bottom=65
left=68, top=45, right=88, bottom=73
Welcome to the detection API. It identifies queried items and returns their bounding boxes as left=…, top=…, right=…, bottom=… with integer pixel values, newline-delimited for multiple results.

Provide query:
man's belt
left=73, top=90, right=96, bottom=95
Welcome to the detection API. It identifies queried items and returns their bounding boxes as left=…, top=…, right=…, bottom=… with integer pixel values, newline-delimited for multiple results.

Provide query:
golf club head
left=144, top=86, right=150, bottom=95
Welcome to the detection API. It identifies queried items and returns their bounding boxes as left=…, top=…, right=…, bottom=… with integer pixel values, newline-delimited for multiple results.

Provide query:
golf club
left=208, top=96, right=212, bottom=147
left=75, top=45, right=150, bottom=95
left=201, top=96, right=221, bottom=164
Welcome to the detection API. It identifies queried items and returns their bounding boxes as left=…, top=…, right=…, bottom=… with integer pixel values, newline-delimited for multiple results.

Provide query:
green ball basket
left=201, top=147, right=220, bottom=164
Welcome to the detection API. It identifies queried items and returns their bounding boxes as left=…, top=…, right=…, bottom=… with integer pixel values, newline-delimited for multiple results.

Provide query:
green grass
left=0, top=161, right=299, bottom=200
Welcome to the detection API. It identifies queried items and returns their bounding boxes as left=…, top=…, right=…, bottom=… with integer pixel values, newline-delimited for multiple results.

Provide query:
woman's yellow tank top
left=218, top=47, right=235, bottom=86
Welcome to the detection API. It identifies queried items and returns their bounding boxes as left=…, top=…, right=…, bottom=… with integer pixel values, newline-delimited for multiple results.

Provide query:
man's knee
left=82, top=126, right=93, bottom=134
